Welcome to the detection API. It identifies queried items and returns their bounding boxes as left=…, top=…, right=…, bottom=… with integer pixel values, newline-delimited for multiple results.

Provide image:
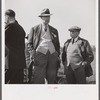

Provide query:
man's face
left=5, top=15, right=9, bottom=25
left=41, top=16, right=50, bottom=25
left=70, top=30, right=80, bottom=38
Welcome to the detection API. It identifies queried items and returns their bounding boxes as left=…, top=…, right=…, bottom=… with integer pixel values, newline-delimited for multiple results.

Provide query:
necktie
left=72, top=39, right=74, bottom=44
left=45, top=28, right=47, bottom=32
left=44, top=26, right=47, bottom=32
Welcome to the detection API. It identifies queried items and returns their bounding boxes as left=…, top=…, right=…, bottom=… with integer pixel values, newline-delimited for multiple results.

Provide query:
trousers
left=31, top=51, right=58, bottom=84
left=64, top=65, right=86, bottom=84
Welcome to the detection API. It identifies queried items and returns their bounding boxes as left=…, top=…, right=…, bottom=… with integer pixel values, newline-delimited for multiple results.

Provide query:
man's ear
left=7, top=16, right=10, bottom=21
left=78, top=32, right=80, bottom=35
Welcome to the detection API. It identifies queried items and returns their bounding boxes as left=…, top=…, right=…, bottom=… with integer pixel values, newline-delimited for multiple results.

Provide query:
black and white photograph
left=2, top=0, right=98, bottom=100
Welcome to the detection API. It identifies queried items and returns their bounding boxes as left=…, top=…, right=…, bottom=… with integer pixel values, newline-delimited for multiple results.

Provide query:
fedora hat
left=68, top=26, right=81, bottom=32
left=38, top=8, right=53, bottom=17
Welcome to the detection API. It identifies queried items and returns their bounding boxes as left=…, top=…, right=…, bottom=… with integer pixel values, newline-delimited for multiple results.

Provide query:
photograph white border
left=2, top=0, right=99, bottom=100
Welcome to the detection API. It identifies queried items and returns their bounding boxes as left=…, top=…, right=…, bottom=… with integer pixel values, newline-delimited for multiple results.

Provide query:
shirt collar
left=71, top=36, right=79, bottom=43
left=9, top=20, right=16, bottom=24
left=42, top=23, right=48, bottom=28
left=42, top=23, right=49, bottom=31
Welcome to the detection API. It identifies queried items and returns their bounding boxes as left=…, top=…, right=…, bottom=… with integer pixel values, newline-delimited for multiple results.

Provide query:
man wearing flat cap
left=5, top=9, right=26, bottom=84
left=27, top=8, right=60, bottom=84
left=62, top=26, right=94, bottom=84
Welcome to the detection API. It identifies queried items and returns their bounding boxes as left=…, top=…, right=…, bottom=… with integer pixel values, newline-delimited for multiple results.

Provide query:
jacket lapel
left=49, top=25, right=56, bottom=40
left=34, top=24, right=42, bottom=50
left=35, top=24, right=42, bottom=38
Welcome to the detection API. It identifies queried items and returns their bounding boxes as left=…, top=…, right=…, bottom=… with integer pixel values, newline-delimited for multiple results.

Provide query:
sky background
left=5, top=0, right=96, bottom=47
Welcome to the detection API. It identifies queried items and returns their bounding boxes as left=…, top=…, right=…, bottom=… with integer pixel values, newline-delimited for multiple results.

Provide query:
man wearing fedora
left=62, top=26, right=94, bottom=84
left=27, top=8, right=60, bottom=84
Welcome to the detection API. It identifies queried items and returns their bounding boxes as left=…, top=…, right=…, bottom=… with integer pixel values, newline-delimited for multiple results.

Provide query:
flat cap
left=68, top=26, right=81, bottom=31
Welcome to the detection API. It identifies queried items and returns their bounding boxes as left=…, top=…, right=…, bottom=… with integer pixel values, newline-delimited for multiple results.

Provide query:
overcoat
left=5, top=21, right=26, bottom=69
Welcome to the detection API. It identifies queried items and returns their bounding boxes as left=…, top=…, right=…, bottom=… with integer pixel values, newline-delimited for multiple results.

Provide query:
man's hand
left=27, top=44, right=33, bottom=51
left=30, top=50, right=36, bottom=60
left=82, top=61, right=87, bottom=68
left=82, top=61, right=87, bottom=66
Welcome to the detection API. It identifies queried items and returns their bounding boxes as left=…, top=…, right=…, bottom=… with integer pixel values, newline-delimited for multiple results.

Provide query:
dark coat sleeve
left=62, top=44, right=66, bottom=63
left=81, top=39, right=94, bottom=77
left=49, top=25, right=60, bottom=56
left=62, top=40, right=70, bottom=64
left=83, top=40, right=94, bottom=64
left=55, top=30, right=60, bottom=55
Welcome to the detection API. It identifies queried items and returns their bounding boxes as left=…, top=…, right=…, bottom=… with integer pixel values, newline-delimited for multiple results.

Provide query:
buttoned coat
left=27, top=24, right=60, bottom=55
left=5, top=21, right=26, bottom=69
left=62, top=37, right=94, bottom=77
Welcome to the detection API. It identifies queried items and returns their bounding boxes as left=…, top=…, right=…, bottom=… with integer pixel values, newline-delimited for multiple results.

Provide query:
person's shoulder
left=7, top=22, right=15, bottom=27
left=49, top=25, right=58, bottom=31
left=63, top=38, right=71, bottom=46
left=31, top=24, right=41, bottom=30
left=5, top=23, right=12, bottom=29
left=6, top=22, right=18, bottom=30
left=14, top=21, right=23, bottom=29
left=78, top=37, right=91, bottom=46
left=16, top=21, right=26, bottom=32
left=34, top=24, right=41, bottom=28
left=66, top=38, right=71, bottom=43
left=79, top=37, right=88, bottom=43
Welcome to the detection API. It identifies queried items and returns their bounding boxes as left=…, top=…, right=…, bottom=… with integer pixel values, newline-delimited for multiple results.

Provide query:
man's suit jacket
left=27, top=24, right=60, bottom=55
left=5, top=21, right=26, bottom=69
left=62, top=37, right=94, bottom=77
